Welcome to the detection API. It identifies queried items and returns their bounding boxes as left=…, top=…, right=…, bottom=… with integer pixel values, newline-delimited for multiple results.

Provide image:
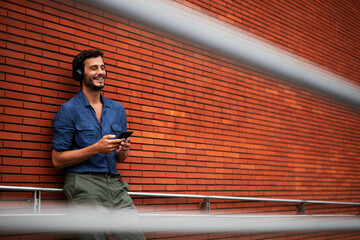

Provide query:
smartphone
left=118, top=131, right=133, bottom=139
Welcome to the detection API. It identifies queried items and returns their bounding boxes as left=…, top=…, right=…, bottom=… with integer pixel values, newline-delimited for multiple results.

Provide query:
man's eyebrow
left=89, top=64, right=105, bottom=68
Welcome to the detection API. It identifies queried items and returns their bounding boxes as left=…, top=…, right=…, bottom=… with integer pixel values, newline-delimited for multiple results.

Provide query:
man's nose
left=97, top=68, right=106, bottom=76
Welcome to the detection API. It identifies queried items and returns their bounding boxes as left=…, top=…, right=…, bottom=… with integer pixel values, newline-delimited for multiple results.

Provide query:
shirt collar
left=77, top=90, right=111, bottom=108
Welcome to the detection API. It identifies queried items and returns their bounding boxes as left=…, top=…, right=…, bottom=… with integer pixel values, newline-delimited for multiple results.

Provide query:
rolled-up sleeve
left=52, top=105, right=75, bottom=151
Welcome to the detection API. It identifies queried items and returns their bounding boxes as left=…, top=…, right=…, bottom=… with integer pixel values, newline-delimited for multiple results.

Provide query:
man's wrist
left=91, top=142, right=100, bottom=155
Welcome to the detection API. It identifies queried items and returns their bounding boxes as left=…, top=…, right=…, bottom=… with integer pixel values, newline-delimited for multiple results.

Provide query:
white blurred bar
left=0, top=211, right=360, bottom=232
left=92, top=0, right=360, bottom=107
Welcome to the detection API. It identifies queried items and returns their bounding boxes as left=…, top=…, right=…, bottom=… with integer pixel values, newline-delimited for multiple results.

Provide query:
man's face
left=82, top=56, right=106, bottom=91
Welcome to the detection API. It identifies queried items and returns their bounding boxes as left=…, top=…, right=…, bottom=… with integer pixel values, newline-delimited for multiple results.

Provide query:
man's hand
left=117, top=137, right=131, bottom=152
left=115, top=137, right=131, bottom=163
left=95, top=134, right=122, bottom=154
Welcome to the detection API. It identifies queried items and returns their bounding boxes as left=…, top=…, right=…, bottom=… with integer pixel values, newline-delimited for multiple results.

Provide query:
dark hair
left=72, top=49, right=104, bottom=82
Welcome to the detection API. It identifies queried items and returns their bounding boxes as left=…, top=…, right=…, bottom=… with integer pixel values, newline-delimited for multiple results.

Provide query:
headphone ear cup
left=73, top=69, right=84, bottom=82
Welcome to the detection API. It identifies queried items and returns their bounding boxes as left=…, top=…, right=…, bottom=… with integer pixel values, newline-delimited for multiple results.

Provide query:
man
left=52, top=49, right=146, bottom=240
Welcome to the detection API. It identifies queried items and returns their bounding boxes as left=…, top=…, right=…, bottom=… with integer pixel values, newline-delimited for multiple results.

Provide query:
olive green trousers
left=63, top=172, right=146, bottom=240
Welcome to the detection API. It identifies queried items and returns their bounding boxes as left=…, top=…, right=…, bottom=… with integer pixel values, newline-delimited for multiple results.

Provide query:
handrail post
left=301, top=202, right=306, bottom=215
left=205, top=198, right=210, bottom=215
left=32, top=190, right=37, bottom=214
left=38, top=190, right=41, bottom=214
left=33, top=190, right=41, bottom=214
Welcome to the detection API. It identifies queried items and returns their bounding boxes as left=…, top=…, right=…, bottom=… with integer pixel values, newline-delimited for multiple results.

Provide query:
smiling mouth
left=93, top=76, right=105, bottom=82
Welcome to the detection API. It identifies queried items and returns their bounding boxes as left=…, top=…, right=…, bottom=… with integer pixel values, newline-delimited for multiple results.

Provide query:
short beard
left=83, top=75, right=105, bottom=91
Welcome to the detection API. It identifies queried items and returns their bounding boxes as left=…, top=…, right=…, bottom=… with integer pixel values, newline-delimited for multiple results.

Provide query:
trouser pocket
left=63, top=172, right=77, bottom=201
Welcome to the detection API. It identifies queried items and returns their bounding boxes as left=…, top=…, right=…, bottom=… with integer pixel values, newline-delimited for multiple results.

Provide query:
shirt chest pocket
left=111, top=124, right=124, bottom=138
left=75, top=123, right=97, bottom=146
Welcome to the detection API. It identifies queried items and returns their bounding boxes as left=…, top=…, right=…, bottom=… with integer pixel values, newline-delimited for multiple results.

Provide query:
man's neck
left=82, top=87, right=101, bottom=106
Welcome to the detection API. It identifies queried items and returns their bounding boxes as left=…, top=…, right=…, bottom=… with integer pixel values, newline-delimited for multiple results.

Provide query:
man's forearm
left=116, top=149, right=129, bottom=163
left=52, top=145, right=99, bottom=170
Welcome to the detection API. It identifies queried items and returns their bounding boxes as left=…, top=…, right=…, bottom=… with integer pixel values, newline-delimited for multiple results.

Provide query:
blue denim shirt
left=51, top=91, right=127, bottom=175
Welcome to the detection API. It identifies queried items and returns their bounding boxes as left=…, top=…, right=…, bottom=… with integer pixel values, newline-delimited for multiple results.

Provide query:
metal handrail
left=1, top=185, right=359, bottom=215
left=0, top=185, right=63, bottom=192
left=0, top=186, right=62, bottom=214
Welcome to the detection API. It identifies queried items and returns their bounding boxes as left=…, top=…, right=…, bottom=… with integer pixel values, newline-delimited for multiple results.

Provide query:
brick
left=26, top=23, right=59, bottom=38
left=1, top=174, right=39, bottom=183
left=0, top=15, right=26, bottom=30
left=22, top=117, right=51, bottom=127
left=1, top=114, right=22, bottom=124
left=43, top=20, right=74, bottom=34
left=89, top=40, right=116, bottom=53
left=27, top=8, right=58, bottom=23
left=21, top=166, right=56, bottom=175
left=60, top=32, right=89, bottom=46
left=4, top=124, right=40, bottom=134
left=0, top=165, right=21, bottom=174
left=0, top=31, right=27, bottom=45
left=23, top=102, right=58, bottom=113
left=4, top=140, right=41, bottom=151
left=23, top=85, right=58, bottom=98
left=26, top=55, right=59, bottom=69
left=0, top=65, right=25, bottom=76
left=0, top=148, right=21, bottom=157
left=0, top=131, right=21, bottom=141
left=6, top=42, right=42, bottom=56
left=21, top=149, right=50, bottom=159
left=5, top=91, right=41, bottom=103
left=5, top=107, right=41, bottom=118
left=7, top=57, right=42, bottom=71
left=5, top=74, right=42, bottom=87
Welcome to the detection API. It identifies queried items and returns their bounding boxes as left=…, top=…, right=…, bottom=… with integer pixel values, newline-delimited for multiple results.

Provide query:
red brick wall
left=1, top=0, right=360, bottom=239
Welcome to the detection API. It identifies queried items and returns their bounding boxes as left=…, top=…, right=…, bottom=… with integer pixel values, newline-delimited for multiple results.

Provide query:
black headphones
left=72, top=54, right=84, bottom=82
